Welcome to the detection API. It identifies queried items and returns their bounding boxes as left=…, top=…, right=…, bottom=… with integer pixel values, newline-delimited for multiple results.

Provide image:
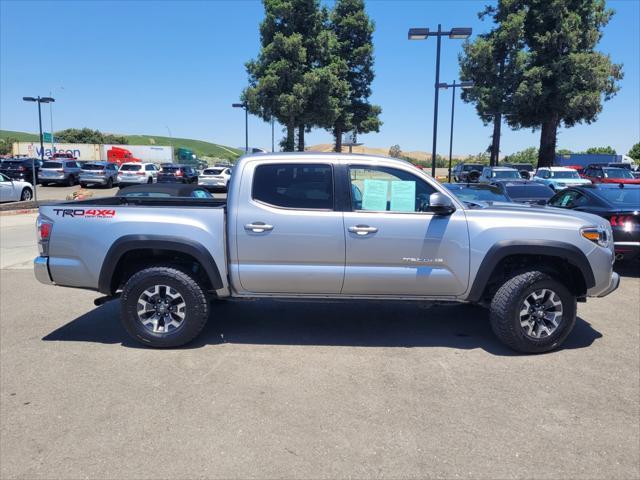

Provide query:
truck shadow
left=43, top=299, right=602, bottom=356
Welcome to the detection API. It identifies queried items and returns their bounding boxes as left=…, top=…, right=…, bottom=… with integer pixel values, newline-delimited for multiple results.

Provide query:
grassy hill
left=0, top=130, right=242, bottom=161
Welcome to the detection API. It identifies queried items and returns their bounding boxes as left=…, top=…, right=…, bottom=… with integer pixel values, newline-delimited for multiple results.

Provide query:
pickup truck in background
left=34, top=153, right=619, bottom=353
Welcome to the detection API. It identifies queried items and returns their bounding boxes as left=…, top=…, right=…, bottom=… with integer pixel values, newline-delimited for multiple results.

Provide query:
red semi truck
left=106, top=147, right=141, bottom=166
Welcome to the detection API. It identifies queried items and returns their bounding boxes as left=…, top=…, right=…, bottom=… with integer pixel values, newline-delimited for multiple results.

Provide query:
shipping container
left=12, top=142, right=173, bottom=163
left=101, top=145, right=173, bottom=163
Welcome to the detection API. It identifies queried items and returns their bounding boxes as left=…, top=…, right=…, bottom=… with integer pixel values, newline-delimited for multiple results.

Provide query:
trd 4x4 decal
left=52, top=208, right=116, bottom=218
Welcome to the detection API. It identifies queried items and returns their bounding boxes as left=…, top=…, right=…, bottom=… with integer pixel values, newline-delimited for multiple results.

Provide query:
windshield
left=82, top=164, right=105, bottom=171
left=42, top=161, right=62, bottom=169
left=493, top=170, right=521, bottom=179
left=603, top=168, right=634, bottom=179
left=203, top=168, right=224, bottom=175
left=505, top=185, right=554, bottom=199
left=449, top=186, right=509, bottom=202
left=551, top=171, right=580, bottom=179
left=593, top=188, right=640, bottom=207
left=120, top=164, right=142, bottom=171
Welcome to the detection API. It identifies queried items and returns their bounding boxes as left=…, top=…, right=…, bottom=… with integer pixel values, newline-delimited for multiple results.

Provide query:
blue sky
left=1, top=0, right=638, bottom=156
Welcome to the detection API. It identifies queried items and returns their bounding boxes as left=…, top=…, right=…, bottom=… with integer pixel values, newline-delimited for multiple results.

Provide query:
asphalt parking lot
left=0, top=219, right=638, bottom=479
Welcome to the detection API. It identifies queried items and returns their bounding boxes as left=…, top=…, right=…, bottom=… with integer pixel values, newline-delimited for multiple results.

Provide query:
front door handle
left=348, top=225, right=378, bottom=236
left=245, top=222, right=274, bottom=233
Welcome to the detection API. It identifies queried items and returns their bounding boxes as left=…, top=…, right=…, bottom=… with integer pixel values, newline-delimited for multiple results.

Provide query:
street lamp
left=22, top=96, right=55, bottom=202
left=438, top=80, right=474, bottom=182
left=232, top=103, right=248, bottom=153
left=49, top=86, right=64, bottom=153
left=408, top=24, right=472, bottom=177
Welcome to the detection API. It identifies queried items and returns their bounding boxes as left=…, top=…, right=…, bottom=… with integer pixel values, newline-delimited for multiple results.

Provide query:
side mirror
left=428, top=192, right=456, bottom=215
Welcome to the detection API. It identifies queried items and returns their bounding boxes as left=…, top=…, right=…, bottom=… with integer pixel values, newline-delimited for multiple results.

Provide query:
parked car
left=79, top=162, right=119, bottom=188
left=117, top=183, right=213, bottom=198
left=39, top=160, right=82, bottom=186
left=34, top=153, right=619, bottom=353
left=548, top=184, right=640, bottom=262
left=50, top=152, right=77, bottom=160
left=117, top=162, right=159, bottom=187
left=492, top=180, right=556, bottom=204
left=0, top=173, right=33, bottom=202
left=479, top=166, right=522, bottom=183
left=581, top=165, right=640, bottom=185
left=502, top=163, right=534, bottom=179
left=157, top=164, right=199, bottom=184
left=198, top=167, right=232, bottom=191
left=0, top=158, right=41, bottom=184
left=452, top=163, right=484, bottom=183
left=442, top=183, right=511, bottom=203
left=533, top=167, right=592, bottom=191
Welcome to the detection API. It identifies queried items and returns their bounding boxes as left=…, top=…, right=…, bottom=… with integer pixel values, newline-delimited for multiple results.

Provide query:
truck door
left=234, top=162, right=345, bottom=294
left=341, top=165, right=469, bottom=296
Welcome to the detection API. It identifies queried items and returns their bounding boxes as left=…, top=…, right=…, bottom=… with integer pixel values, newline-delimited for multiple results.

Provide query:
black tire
left=120, top=266, right=209, bottom=348
left=80, top=182, right=88, bottom=188
left=67, top=175, right=75, bottom=187
left=20, top=188, right=33, bottom=201
left=489, top=271, right=576, bottom=354
left=147, top=176, right=153, bottom=184
left=105, top=177, right=113, bottom=189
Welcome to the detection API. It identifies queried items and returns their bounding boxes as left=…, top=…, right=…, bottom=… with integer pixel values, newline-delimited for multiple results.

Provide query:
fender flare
left=98, top=235, right=223, bottom=294
left=467, top=240, right=596, bottom=302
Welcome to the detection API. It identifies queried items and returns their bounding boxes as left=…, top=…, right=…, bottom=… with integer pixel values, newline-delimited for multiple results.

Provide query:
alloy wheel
left=519, top=288, right=563, bottom=339
left=136, top=284, right=187, bottom=334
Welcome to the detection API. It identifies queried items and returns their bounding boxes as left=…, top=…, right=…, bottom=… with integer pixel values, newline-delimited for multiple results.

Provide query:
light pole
left=232, top=103, right=248, bottom=153
left=408, top=25, right=472, bottom=177
left=165, top=125, right=173, bottom=160
left=438, top=80, right=474, bottom=182
left=271, top=117, right=275, bottom=152
left=23, top=96, right=55, bottom=202
left=49, top=86, right=64, bottom=153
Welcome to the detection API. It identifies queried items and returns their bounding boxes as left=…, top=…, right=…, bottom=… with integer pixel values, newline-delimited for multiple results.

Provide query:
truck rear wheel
left=120, top=266, right=209, bottom=348
left=489, top=271, right=576, bottom=354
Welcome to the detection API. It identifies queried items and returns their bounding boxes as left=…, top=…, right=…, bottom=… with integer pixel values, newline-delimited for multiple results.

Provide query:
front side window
left=349, top=166, right=435, bottom=212
left=252, top=163, right=334, bottom=210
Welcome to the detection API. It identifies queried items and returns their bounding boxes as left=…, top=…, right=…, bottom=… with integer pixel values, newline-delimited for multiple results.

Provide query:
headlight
left=581, top=226, right=611, bottom=248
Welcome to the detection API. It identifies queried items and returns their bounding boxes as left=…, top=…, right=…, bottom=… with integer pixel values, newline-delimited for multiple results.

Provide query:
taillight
left=176, top=170, right=184, bottom=177
left=37, top=218, right=52, bottom=255
left=136, top=172, right=145, bottom=176
left=611, top=215, right=636, bottom=232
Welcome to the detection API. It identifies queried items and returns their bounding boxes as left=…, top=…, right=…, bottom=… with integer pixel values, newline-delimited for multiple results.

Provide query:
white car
left=0, top=173, right=34, bottom=202
left=198, top=167, right=232, bottom=191
left=117, top=162, right=159, bottom=187
left=533, top=167, right=592, bottom=191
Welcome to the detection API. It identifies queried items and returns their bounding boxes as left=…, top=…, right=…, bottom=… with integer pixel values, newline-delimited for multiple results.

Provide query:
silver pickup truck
left=34, top=153, right=619, bottom=353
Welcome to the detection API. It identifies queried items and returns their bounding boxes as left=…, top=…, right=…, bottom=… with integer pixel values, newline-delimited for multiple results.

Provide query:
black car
left=157, top=164, right=199, bottom=184
left=117, top=183, right=213, bottom=198
left=548, top=184, right=640, bottom=262
left=442, top=183, right=511, bottom=203
left=452, top=163, right=484, bottom=183
left=0, top=158, right=41, bottom=184
left=492, top=180, right=555, bottom=204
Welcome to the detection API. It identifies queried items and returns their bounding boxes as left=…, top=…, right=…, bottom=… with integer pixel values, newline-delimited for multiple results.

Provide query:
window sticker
left=390, top=180, right=416, bottom=212
left=560, top=195, right=571, bottom=206
left=361, top=179, right=388, bottom=211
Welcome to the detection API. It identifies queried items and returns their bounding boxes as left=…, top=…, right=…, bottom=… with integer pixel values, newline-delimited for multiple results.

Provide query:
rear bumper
left=614, top=241, right=640, bottom=261
left=79, top=175, right=109, bottom=184
left=118, top=175, right=148, bottom=184
left=34, top=256, right=54, bottom=285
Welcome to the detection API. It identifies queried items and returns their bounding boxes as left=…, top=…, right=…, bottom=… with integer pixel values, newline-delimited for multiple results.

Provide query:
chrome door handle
left=348, top=225, right=378, bottom=236
left=244, top=222, right=274, bottom=233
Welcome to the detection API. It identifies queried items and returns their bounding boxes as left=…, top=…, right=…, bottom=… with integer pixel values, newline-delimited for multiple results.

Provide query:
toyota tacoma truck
left=33, top=153, right=620, bottom=353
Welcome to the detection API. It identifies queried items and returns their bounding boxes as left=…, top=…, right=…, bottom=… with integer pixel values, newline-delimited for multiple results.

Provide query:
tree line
left=241, top=0, right=381, bottom=152
left=459, top=0, right=624, bottom=168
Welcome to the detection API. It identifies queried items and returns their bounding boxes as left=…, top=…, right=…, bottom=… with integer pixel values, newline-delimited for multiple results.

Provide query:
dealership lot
left=0, top=218, right=638, bottom=479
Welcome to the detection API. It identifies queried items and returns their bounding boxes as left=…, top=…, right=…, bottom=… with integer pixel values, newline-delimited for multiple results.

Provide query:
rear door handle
left=245, top=222, right=274, bottom=233
left=348, top=225, right=378, bottom=236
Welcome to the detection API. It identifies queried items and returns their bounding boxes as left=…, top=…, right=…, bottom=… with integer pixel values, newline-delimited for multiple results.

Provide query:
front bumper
left=34, top=256, right=54, bottom=285
left=595, top=272, right=620, bottom=298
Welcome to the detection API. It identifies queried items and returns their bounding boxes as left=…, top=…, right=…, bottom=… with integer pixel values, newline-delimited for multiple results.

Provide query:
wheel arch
left=467, top=240, right=596, bottom=303
left=98, top=235, right=224, bottom=295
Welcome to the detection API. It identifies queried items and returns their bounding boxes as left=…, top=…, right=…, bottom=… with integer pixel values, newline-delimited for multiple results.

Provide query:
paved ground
left=0, top=223, right=638, bottom=479
left=34, top=183, right=120, bottom=201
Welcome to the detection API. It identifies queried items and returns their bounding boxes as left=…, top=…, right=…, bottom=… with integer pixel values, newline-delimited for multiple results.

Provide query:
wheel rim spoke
left=519, top=288, right=563, bottom=339
left=136, top=284, right=186, bottom=334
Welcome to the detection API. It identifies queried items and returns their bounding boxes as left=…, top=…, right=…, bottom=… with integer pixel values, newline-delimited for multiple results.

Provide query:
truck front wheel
left=120, top=266, right=210, bottom=348
left=489, top=271, right=576, bottom=354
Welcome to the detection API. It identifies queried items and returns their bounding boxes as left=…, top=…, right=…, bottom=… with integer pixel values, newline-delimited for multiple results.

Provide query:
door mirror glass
left=429, top=192, right=456, bottom=215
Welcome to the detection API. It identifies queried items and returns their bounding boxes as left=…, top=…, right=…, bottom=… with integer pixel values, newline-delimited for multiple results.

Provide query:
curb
left=0, top=208, right=39, bottom=216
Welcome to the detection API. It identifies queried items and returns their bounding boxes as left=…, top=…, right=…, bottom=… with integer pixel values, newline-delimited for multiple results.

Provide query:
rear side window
left=252, top=163, right=334, bottom=210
